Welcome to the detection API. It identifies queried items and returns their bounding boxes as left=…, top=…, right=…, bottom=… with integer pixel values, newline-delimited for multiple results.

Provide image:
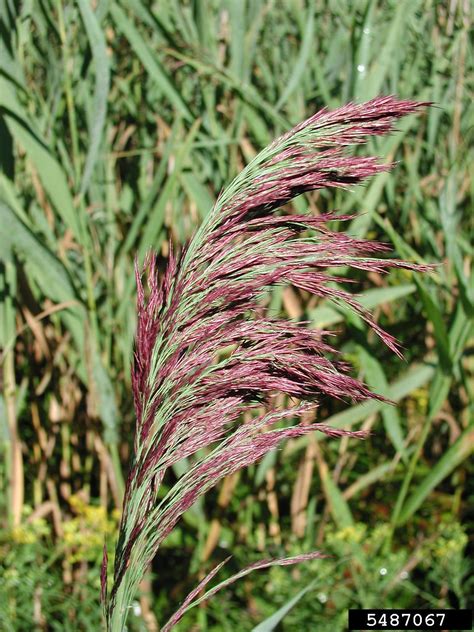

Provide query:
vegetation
left=0, top=1, right=472, bottom=630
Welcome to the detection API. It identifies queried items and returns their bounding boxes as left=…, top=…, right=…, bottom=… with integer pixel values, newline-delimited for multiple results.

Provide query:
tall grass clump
left=102, top=96, right=429, bottom=630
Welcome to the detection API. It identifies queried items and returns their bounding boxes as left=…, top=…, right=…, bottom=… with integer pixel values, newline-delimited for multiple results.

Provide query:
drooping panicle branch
left=104, top=96, right=429, bottom=630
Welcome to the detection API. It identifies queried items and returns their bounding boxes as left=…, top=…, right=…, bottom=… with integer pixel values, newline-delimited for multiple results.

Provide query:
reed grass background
left=0, top=1, right=472, bottom=630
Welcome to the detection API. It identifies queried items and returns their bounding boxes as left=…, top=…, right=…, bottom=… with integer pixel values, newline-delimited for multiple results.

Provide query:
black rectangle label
left=348, top=609, right=472, bottom=630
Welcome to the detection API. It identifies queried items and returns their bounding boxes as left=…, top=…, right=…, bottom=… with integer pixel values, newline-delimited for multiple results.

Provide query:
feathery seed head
left=104, top=96, right=429, bottom=630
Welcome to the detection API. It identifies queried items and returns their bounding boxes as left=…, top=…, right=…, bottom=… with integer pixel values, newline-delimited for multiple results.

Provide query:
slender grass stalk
left=0, top=259, right=23, bottom=527
left=103, top=97, right=429, bottom=630
left=56, top=0, right=81, bottom=184
left=55, top=0, right=125, bottom=499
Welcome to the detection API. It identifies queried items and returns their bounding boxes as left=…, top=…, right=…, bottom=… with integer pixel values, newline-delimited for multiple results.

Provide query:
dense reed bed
left=0, top=2, right=472, bottom=630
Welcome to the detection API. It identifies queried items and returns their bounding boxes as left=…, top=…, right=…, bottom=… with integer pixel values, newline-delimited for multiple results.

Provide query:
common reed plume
left=103, top=96, right=428, bottom=630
